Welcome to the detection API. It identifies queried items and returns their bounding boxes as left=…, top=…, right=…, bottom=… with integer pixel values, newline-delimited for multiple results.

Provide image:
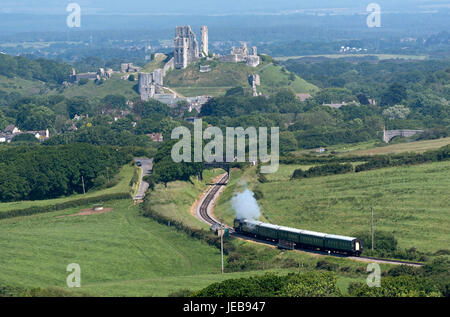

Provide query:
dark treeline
left=0, top=144, right=131, bottom=202
left=0, top=54, right=72, bottom=84
left=292, top=163, right=353, bottom=179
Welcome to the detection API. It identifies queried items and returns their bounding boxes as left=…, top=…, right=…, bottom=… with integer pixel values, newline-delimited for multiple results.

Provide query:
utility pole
left=219, top=220, right=224, bottom=274
left=81, top=175, right=86, bottom=195
left=371, top=206, right=374, bottom=251
left=106, top=167, right=110, bottom=183
left=221, top=224, right=224, bottom=274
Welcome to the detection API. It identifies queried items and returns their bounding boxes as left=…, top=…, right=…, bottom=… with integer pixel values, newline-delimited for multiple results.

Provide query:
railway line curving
left=195, top=173, right=423, bottom=267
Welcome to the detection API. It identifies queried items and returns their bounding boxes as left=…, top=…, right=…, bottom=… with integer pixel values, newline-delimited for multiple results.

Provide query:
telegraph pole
left=81, top=175, right=86, bottom=195
left=219, top=219, right=224, bottom=274
left=221, top=224, right=224, bottom=274
left=371, top=206, right=374, bottom=251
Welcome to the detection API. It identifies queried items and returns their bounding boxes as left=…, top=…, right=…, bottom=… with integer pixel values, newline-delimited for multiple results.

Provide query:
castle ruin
left=220, top=42, right=260, bottom=67
left=174, top=26, right=199, bottom=69
left=201, top=26, right=209, bottom=57
left=174, top=25, right=209, bottom=69
left=138, top=73, right=155, bottom=101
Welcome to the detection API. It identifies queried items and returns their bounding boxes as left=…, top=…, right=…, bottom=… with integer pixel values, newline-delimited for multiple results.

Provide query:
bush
left=78, top=78, right=89, bottom=85
left=193, top=271, right=341, bottom=297
left=253, top=189, right=264, bottom=200
left=348, top=275, right=441, bottom=297
left=257, top=174, right=268, bottom=183
left=316, top=260, right=339, bottom=272
left=292, top=163, right=353, bottom=179
left=168, top=289, right=193, bottom=297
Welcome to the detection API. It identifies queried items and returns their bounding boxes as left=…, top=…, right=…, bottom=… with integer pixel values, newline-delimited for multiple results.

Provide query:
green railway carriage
left=257, top=222, right=280, bottom=240
left=234, top=218, right=363, bottom=256
left=325, top=234, right=354, bottom=251
left=277, top=226, right=302, bottom=244
left=298, top=230, right=326, bottom=249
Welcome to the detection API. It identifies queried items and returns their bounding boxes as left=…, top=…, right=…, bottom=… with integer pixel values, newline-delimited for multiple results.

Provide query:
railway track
left=195, top=174, right=424, bottom=268
left=196, top=173, right=232, bottom=228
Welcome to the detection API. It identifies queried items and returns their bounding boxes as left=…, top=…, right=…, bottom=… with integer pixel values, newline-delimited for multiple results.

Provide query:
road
left=133, top=158, right=153, bottom=200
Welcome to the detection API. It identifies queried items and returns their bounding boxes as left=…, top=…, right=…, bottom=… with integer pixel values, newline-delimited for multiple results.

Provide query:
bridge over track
left=383, top=129, right=423, bottom=143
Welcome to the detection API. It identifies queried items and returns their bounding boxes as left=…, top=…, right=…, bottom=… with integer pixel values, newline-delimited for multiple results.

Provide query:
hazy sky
left=1, top=0, right=449, bottom=15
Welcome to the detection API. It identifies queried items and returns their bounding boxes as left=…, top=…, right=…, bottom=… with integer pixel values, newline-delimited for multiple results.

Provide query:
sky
left=1, top=0, right=449, bottom=15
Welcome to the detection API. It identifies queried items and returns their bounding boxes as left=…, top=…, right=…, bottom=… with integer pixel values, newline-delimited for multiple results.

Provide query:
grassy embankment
left=165, top=59, right=318, bottom=97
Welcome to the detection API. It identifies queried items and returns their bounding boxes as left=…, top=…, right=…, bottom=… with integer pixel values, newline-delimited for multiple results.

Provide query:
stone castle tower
left=174, top=26, right=199, bottom=69
left=138, top=73, right=155, bottom=101
left=201, top=26, right=209, bottom=57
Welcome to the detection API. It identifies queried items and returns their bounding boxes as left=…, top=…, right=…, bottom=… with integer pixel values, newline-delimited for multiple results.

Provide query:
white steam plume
left=231, top=188, right=261, bottom=220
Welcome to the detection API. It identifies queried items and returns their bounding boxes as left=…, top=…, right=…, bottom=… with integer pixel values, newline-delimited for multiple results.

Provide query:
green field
left=215, top=162, right=450, bottom=254
left=0, top=199, right=225, bottom=296
left=289, top=138, right=450, bottom=158
left=340, top=138, right=450, bottom=157
left=0, top=164, right=135, bottom=214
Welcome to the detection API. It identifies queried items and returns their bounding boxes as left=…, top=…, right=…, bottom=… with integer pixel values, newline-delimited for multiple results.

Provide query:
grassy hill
left=140, top=53, right=168, bottom=73
left=59, top=75, right=139, bottom=100
left=215, top=161, right=450, bottom=254
left=0, top=75, right=46, bottom=96
left=164, top=59, right=318, bottom=97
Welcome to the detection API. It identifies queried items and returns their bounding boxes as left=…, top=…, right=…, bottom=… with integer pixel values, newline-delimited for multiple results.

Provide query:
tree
left=16, top=105, right=55, bottom=130
left=357, top=93, right=370, bottom=105
left=67, top=96, right=91, bottom=118
left=381, top=83, right=407, bottom=106
left=382, top=105, right=411, bottom=120
left=11, top=133, right=39, bottom=143
left=101, top=95, right=127, bottom=110
left=78, top=78, right=89, bottom=85
left=225, top=87, right=245, bottom=97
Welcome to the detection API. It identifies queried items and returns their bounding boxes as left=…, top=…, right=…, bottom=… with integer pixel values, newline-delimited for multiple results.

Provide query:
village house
left=146, top=133, right=164, bottom=142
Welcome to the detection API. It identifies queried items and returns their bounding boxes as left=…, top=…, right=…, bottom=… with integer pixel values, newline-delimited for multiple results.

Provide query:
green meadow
left=215, top=162, right=450, bottom=254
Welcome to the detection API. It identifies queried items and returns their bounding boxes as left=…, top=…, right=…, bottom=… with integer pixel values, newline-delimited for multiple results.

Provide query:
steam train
left=233, top=218, right=363, bottom=256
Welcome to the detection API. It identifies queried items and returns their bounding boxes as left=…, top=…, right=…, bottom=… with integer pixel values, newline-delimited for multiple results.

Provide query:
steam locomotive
left=233, top=218, right=363, bottom=256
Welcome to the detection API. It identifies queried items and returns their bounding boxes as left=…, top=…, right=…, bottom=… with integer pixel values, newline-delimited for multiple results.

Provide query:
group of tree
left=291, top=163, right=353, bottom=179
left=147, top=140, right=204, bottom=187
left=0, top=144, right=131, bottom=202
left=0, top=53, right=72, bottom=84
